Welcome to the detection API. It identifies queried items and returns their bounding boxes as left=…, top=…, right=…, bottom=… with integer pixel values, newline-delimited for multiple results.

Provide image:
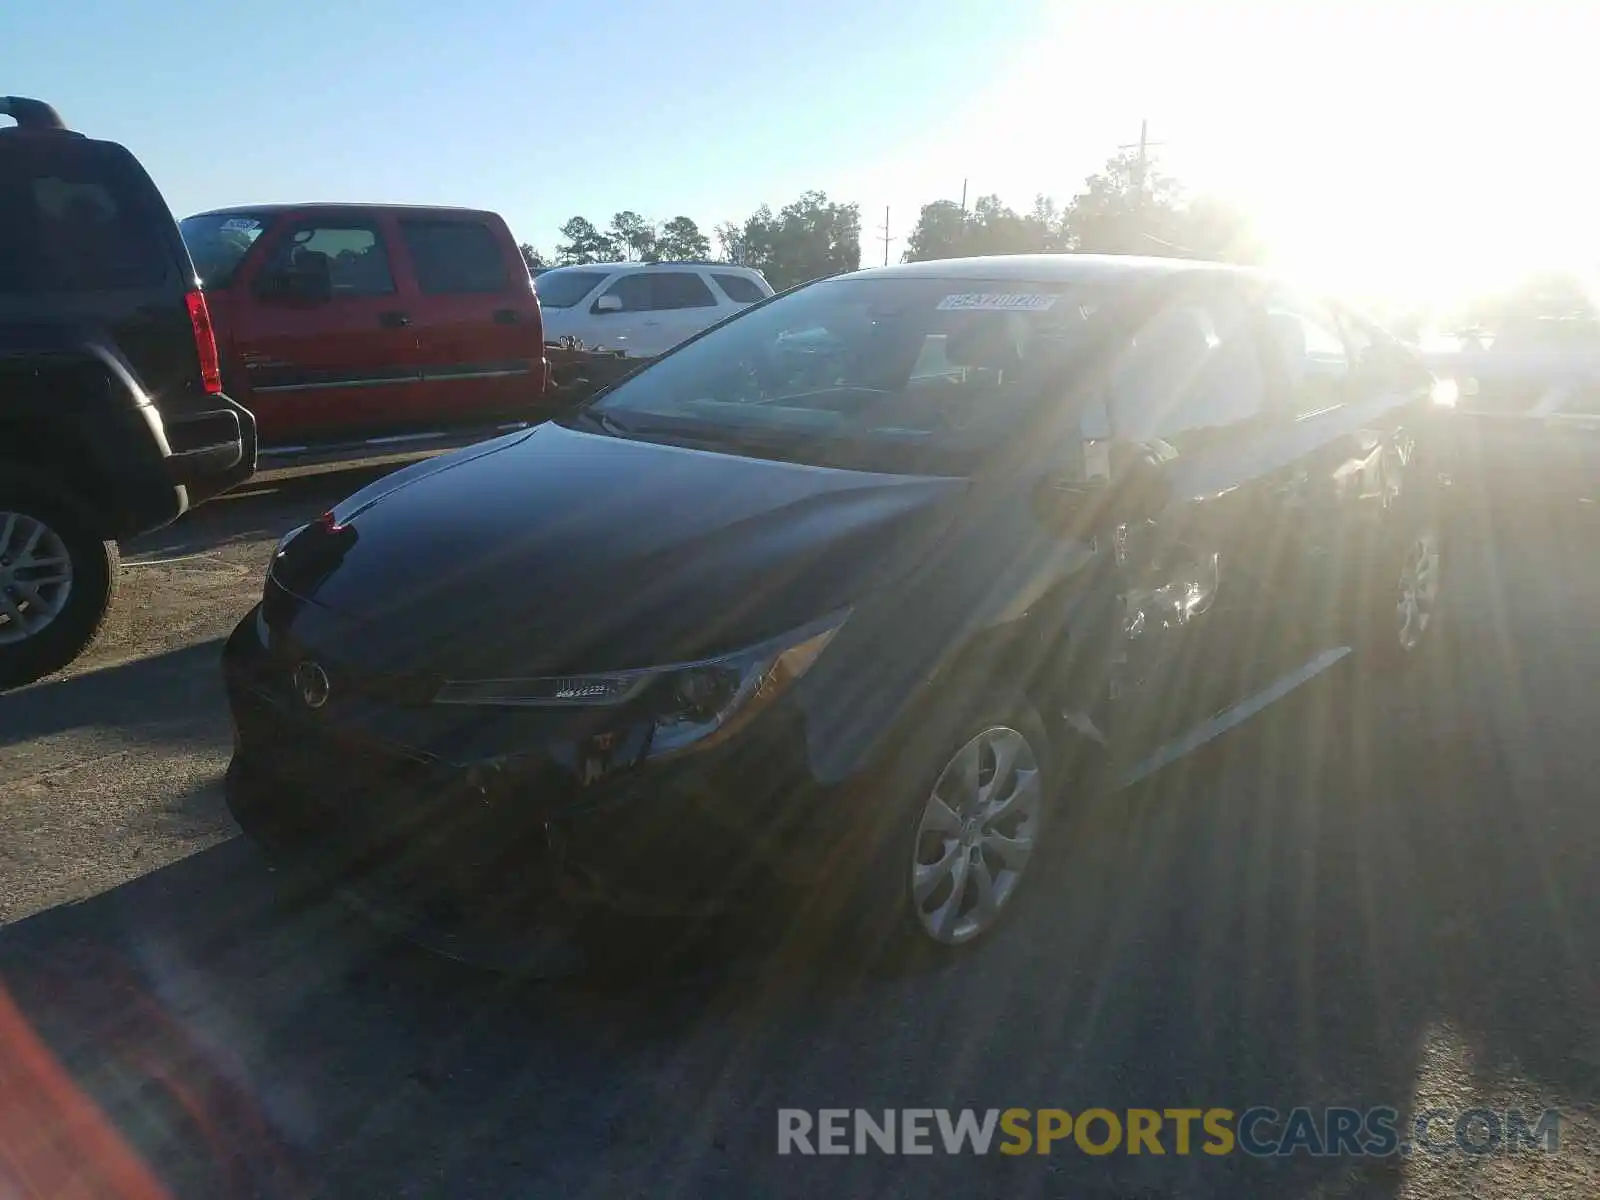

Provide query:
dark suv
left=0, top=97, right=256, bottom=687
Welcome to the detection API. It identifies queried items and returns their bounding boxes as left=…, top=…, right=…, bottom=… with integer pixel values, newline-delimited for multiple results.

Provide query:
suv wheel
left=0, top=472, right=119, bottom=689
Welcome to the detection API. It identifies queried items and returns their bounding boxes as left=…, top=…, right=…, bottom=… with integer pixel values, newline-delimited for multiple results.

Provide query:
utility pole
left=1116, top=118, right=1167, bottom=253
left=960, top=179, right=968, bottom=215
left=876, top=205, right=895, bottom=266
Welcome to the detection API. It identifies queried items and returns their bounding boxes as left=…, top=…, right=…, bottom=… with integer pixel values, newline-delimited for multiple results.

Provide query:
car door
left=231, top=212, right=423, bottom=445
left=1248, top=290, right=1427, bottom=660
left=396, top=215, right=543, bottom=426
left=639, top=270, right=723, bottom=355
left=1094, top=277, right=1282, bottom=761
left=579, top=271, right=649, bottom=355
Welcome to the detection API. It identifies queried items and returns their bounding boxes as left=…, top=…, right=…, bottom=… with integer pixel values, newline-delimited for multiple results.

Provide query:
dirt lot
left=1, top=469, right=1598, bottom=1199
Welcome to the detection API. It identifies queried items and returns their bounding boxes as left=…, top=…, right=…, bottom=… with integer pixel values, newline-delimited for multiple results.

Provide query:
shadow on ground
left=0, top=639, right=227, bottom=750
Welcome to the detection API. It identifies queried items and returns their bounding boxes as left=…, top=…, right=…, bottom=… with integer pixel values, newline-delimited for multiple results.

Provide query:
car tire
left=826, top=689, right=1058, bottom=969
left=0, top=469, right=119, bottom=690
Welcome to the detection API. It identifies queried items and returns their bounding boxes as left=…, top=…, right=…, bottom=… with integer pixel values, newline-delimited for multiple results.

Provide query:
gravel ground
left=0, top=470, right=1596, bottom=1200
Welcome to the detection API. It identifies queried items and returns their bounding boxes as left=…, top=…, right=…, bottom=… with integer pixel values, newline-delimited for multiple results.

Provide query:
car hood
left=270, top=422, right=966, bottom=680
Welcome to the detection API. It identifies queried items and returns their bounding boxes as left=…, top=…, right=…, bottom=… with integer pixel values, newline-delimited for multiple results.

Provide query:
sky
left=7, top=0, right=1598, bottom=312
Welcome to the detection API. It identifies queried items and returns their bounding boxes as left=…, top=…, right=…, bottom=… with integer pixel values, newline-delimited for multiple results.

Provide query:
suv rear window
left=0, top=143, right=172, bottom=293
left=399, top=219, right=511, bottom=295
left=713, top=272, right=767, bottom=304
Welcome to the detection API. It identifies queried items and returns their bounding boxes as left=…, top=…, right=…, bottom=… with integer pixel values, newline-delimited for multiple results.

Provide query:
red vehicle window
left=399, top=219, right=511, bottom=295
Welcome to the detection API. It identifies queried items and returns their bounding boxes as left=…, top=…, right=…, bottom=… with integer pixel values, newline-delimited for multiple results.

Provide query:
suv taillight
left=184, top=290, right=223, bottom=395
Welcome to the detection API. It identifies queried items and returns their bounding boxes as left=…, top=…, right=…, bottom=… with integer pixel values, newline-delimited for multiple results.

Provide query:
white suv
left=535, top=263, right=774, bottom=357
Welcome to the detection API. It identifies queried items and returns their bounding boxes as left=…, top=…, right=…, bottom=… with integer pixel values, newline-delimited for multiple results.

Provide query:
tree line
left=902, top=151, right=1263, bottom=265
left=520, top=146, right=1265, bottom=290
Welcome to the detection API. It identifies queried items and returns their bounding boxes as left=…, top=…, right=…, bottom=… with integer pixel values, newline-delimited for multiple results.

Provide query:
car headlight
left=1430, top=376, right=1459, bottom=407
left=432, top=613, right=847, bottom=759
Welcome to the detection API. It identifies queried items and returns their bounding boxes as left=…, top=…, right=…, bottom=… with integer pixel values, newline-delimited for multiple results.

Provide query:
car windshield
left=535, top=268, right=610, bottom=309
left=180, top=211, right=273, bottom=288
left=575, top=275, right=1124, bottom=474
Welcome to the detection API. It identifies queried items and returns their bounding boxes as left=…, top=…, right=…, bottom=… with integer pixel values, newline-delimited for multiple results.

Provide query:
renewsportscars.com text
left=777, top=1107, right=1562, bottom=1158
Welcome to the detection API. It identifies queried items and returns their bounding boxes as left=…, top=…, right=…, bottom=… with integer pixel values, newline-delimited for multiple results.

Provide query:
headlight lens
left=646, top=623, right=840, bottom=759
left=432, top=615, right=846, bottom=759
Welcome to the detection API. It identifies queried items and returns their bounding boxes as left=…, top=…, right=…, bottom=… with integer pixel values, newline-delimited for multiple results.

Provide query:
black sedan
left=222, top=255, right=1449, bottom=964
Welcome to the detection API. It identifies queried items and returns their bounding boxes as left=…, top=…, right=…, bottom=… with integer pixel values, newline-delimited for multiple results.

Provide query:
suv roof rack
left=645, top=260, right=751, bottom=269
left=0, top=96, right=70, bottom=132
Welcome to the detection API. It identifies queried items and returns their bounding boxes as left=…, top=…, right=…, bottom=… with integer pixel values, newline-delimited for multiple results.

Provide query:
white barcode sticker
left=220, top=217, right=261, bottom=233
left=936, top=293, right=1059, bottom=312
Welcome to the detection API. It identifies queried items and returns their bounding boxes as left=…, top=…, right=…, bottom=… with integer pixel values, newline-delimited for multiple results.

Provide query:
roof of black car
left=856, top=253, right=1256, bottom=283
left=185, top=202, right=498, bottom=219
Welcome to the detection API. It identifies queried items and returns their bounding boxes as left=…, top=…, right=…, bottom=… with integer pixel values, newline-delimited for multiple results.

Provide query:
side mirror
left=593, top=294, right=623, bottom=314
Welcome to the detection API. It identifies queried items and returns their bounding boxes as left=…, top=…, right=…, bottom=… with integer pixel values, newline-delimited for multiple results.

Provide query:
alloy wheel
left=910, top=725, right=1043, bottom=946
left=0, top=511, right=75, bottom=647
left=1396, top=530, right=1441, bottom=653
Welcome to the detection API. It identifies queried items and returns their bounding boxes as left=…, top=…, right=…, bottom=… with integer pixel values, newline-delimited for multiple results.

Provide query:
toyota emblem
left=293, top=660, right=331, bottom=709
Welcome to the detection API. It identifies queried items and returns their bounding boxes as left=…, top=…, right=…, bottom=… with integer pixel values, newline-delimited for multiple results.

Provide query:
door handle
left=493, top=308, right=518, bottom=325
left=378, top=311, right=411, bottom=329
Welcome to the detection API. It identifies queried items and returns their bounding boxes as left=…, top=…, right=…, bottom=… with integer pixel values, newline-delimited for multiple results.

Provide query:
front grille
left=234, top=690, right=439, bottom=823
left=231, top=687, right=560, bottom=908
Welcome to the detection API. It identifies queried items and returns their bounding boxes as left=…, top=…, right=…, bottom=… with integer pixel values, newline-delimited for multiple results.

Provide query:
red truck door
left=395, top=213, right=545, bottom=424
left=227, top=210, right=426, bottom=446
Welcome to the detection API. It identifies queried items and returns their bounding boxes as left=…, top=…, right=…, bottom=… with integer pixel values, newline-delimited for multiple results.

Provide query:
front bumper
left=221, top=605, right=856, bottom=925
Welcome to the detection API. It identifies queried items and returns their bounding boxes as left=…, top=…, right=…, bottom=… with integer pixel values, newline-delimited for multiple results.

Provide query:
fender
left=795, top=473, right=1109, bottom=786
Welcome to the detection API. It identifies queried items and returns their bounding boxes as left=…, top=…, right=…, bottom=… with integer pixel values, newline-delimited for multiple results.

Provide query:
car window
left=0, top=144, right=172, bottom=293
left=1107, top=291, right=1266, bottom=441
left=651, top=272, right=718, bottom=310
left=598, top=273, right=656, bottom=312
left=535, top=268, right=608, bottom=309
left=266, top=224, right=395, bottom=296
left=712, top=272, right=767, bottom=304
left=580, top=276, right=1128, bottom=475
left=1264, top=292, right=1350, bottom=416
left=399, top=219, right=510, bottom=295
left=181, top=211, right=272, bottom=289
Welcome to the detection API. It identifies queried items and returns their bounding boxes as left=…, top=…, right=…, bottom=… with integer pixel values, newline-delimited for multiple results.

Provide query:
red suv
left=179, top=204, right=547, bottom=450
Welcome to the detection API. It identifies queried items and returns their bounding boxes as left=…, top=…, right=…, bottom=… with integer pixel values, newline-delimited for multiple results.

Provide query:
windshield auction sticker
left=936, top=293, right=1060, bottom=312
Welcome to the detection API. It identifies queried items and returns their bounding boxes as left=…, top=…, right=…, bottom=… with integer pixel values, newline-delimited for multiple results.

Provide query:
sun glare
left=850, top=3, right=1598, bottom=322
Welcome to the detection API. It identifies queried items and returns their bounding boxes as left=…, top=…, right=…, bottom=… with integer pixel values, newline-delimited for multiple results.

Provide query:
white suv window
left=597, top=273, right=655, bottom=313
left=651, top=271, right=718, bottom=310
left=596, top=270, right=719, bottom=313
left=712, top=272, right=767, bottom=304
